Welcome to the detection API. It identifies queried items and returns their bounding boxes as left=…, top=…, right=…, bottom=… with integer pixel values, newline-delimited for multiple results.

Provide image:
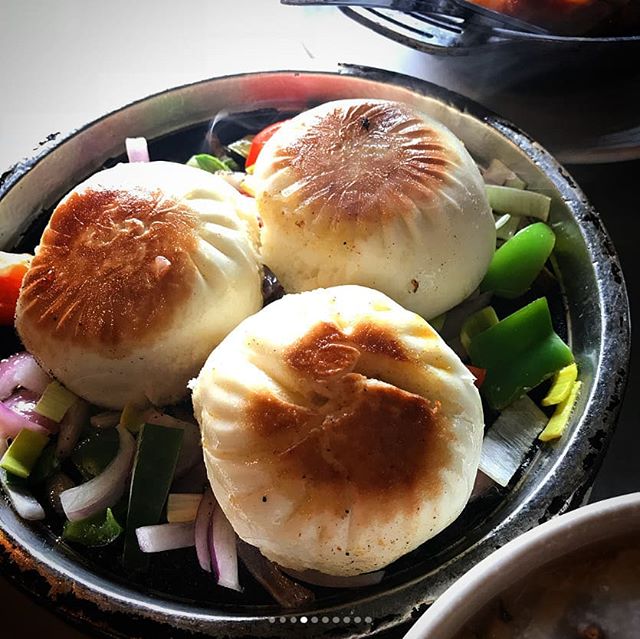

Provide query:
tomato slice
left=245, top=120, right=288, bottom=169
left=0, top=255, right=31, bottom=325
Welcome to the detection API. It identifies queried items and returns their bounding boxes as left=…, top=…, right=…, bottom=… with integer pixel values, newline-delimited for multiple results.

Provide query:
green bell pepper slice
left=468, top=297, right=574, bottom=410
left=63, top=508, right=123, bottom=547
left=123, top=422, right=184, bottom=572
left=481, top=222, right=556, bottom=299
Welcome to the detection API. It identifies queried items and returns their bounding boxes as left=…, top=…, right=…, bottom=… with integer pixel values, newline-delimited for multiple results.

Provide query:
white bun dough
left=192, top=285, right=484, bottom=576
left=16, top=161, right=262, bottom=409
left=254, top=99, right=495, bottom=319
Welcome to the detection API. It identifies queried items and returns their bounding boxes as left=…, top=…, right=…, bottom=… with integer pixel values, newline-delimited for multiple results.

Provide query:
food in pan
left=0, top=99, right=580, bottom=603
left=192, top=285, right=483, bottom=576
left=253, top=99, right=496, bottom=320
left=14, top=161, right=262, bottom=409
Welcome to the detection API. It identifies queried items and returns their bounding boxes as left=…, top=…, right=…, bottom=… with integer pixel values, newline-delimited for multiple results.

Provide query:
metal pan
left=0, top=67, right=630, bottom=638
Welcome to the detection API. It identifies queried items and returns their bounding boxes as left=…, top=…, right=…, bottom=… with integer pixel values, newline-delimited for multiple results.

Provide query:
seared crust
left=18, top=186, right=198, bottom=355
left=262, top=101, right=458, bottom=229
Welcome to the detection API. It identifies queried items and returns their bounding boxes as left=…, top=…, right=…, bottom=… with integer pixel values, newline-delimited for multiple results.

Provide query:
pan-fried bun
left=253, top=99, right=495, bottom=319
left=192, top=285, right=483, bottom=576
left=16, top=161, right=262, bottom=409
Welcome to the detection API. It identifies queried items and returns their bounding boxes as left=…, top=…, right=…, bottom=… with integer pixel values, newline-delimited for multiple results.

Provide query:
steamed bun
left=16, top=161, right=262, bottom=409
left=192, top=285, right=483, bottom=576
left=253, top=99, right=495, bottom=319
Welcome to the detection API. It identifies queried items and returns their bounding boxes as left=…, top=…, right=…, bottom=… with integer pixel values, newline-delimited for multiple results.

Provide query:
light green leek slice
left=227, top=136, right=253, bottom=159
left=539, top=380, right=582, bottom=442
left=504, top=174, right=527, bottom=190
left=120, top=402, right=146, bottom=434
left=167, top=493, right=203, bottom=523
left=0, top=429, right=50, bottom=478
left=460, top=306, right=499, bottom=353
left=541, top=363, right=578, bottom=407
left=486, top=185, right=551, bottom=221
left=35, top=380, right=77, bottom=422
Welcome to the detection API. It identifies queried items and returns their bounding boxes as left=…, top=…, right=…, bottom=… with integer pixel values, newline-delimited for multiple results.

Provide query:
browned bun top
left=261, top=100, right=460, bottom=228
left=18, top=184, right=198, bottom=354
left=241, top=321, right=452, bottom=520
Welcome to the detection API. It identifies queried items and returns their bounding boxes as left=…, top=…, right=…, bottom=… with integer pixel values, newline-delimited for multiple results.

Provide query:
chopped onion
left=479, top=395, right=548, bottom=487
left=55, top=398, right=90, bottom=459
left=0, top=437, right=7, bottom=456
left=281, top=567, right=384, bottom=589
left=60, top=425, right=135, bottom=521
left=483, top=158, right=516, bottom=186
left=194, top=488, right=216, bottom=572
left=167, top=493, right=202, bottom=523
left=125, top=137, right=150, bottom=163
left=210, top=504, right=241, bottom=591
left=136, top=522, right=195, bottom=553
left=237, top=539, right=315, bottom=608
left=0, top=398, right=51, bottom=439
left=0, top=352, right=50, bottom=400
left=439, top=290, right=494, bottom=346
left=90, top=411, right=120, bottom=428
left=0, top=469, right=45, bottom=520
left=4, top=390, right=58, bottom=431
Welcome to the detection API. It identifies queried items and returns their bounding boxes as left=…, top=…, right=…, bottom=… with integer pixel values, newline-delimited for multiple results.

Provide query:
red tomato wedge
left=245, top=120, right=288, bottom=169
left=0, top=253, right=32, bottom=326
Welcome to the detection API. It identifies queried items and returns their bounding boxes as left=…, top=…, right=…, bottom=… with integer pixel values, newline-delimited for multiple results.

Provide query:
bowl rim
left=0, top=66, right=632, bottom=638
left=403, top=491, right=640, bottom=638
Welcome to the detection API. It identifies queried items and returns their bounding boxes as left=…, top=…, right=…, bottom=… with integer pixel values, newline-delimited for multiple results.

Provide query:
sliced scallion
left=0, top=428, right=49, bottom=478
left=486, top=184, right=551, bottom=221
left=460, top=306, right=499, bottom=353
left=35, top=380, right=77, bottom=422
left=539, top=380, right=582, bottom=442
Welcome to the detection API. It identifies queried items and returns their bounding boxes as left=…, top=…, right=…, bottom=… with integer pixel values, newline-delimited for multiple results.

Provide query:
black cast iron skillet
left=0, top=67, right=631, bottom=638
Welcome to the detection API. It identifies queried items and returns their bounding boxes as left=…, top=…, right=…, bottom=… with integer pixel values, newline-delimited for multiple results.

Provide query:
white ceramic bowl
left=404, top=491, right=640, bottom=638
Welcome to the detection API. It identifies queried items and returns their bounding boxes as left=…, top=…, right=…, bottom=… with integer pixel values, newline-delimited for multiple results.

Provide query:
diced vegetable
left=0, top=469, right=45, bottom=520
left=479, top=395, right=549, bottom=487
left=466, top=364, right=487, bottom=388
left=0, top=352, right=50, bottom=401
left=504, top=174, right=527, bottom=190
left=483, top=158, right=516, bottom=186
left=45, top=472, right=74, bottom=516
left=63, top=508, right=123, bottom=547
left=60, top=425, right=136, bottom=522
left=195, top=488, right=216, bottom=572
left=0, top=398, right=51, bottom=439
left=90, top=411, right=120, bottom=429
left=167, top=493, right=203, bottom=523
left=187, top=153, right=229, bottom=173
left=29, top=443, right=60, bottom=484
left=245, top=120, right=288, bottom=168
left=125, top=137, right=149, bottom=163
left=123, top=422, right=184, bottom=572
left=120, top=402, right=146, bottom=434
left=460, top=306, right=499, bottom=353
left=541, top=362, right=578, bottom=406
left=495, top=214, right=522, bottom=241
left=468, top=297, right=574, bottom=410
left=0, top=429, right=49, bottom=478
left=0, top=253, right=31, bottom=326
left=226, top=136, right=254, bottom=159
left=55, top=398, right=89, bottom=460
left=136, top=522, right=195, bottom=553
left=72, top=427, right=120, bottom=480
left=35, top=381, right=78, bottom=423
left=236, top=539, right=314, bottom=608
left=481, top=223, right=556, bottom=299
left=210, top=505, right=241, bottom=591
left=539, top=380, right=582, bottom=442
left=485, top=185, right=551, bottom=221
